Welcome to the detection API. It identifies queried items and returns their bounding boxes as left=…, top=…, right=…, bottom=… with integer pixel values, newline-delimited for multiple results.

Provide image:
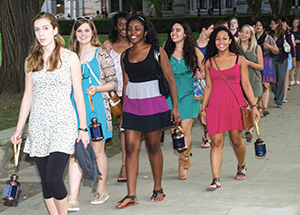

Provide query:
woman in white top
left=103, top=11, right=132, bottom=183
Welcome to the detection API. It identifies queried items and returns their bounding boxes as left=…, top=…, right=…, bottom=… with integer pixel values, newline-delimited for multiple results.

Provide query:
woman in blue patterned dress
left=11, top=13, right=89, bottom=214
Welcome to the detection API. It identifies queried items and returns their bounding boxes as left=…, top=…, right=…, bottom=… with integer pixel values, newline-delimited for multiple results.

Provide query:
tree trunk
left=246, top=0, right=263, bottom=21
left=268, top=0, right=289, bottom=18
left=155, top=6, right=162, bottom=17
left=130, top=0, right=137, bottom=14
left=0, top=0, right=45, bottom=94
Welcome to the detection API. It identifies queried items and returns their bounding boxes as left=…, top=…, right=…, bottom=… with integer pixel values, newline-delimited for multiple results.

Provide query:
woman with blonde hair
left=237, top=24, right=263, bottom=142
left=68, top=17, right=117, bottom=211
left=11, top=12, right=89, bottom=214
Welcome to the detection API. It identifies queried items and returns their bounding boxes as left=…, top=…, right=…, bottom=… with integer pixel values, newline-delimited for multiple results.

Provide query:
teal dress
left=71, top=48, right=112, bottom=141
left=166, top=57, right=200, bottom=120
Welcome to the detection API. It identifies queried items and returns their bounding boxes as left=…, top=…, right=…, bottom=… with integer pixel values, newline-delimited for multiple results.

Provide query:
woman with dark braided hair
left=164, top=21, right=204, bottom=180
left=200, top=27, right=260, bottom=190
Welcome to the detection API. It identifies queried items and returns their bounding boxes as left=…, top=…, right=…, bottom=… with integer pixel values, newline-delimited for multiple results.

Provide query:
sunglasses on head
left=75, top=16, right=92, bottom=21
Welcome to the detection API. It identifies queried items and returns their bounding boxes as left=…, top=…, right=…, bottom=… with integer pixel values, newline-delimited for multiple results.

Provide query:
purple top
left=272, top=30, right=295, bottom=63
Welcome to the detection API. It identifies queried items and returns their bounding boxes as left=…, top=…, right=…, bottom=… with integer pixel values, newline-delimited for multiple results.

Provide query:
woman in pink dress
left=200, top=27, right=260, bottom=190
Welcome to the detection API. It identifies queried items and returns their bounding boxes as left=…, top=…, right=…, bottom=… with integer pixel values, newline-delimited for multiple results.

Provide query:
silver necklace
left=80, top=47, right=93, bottom=84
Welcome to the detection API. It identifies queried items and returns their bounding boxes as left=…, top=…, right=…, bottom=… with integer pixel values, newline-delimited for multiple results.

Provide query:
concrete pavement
left=1, top=86, right=300, bottom=215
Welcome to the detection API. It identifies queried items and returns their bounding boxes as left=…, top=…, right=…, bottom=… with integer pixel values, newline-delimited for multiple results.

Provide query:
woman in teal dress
left=164, top=21, right=204, bottom=180
left=68, top=17, right=117, bottom=210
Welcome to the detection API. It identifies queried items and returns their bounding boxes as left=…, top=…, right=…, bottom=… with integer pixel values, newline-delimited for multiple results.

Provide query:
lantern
left=2, top=174, right=20, bottom=203
left=172, top=126, right=187, bottom=152
left=254, top=121, right=266, bottom=157
left=89, top=117, right=104, bottom=141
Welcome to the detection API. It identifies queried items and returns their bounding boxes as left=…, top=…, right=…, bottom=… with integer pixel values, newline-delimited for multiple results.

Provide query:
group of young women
left=10, top=11, right=298, bottom=213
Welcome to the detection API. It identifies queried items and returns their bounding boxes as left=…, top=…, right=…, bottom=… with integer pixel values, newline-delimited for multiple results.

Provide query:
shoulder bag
left=193, top=78, right=205, bottom=101
left=283, top=34, right=291, bottom=54
left=213, top=57, right=254, bottom=130
left=85, top=62, right=123, bottom=118
left=154, top=46, right=170, bottom=98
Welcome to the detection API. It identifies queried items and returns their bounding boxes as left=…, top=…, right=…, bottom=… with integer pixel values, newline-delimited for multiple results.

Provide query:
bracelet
left=200, top=110, right=206, bottom=115
left=78, top=128, right=88, bottom=132
left=251, top=104, right=258, bottom=108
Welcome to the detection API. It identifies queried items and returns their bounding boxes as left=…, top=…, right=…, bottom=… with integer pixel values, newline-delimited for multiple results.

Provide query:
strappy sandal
left=150, top=188, right=166, bottom=202
left=236, top=164, right=247, bottom=180
left=116, top=195, right=138, bottom=209
left=207, top=178, right=221, bottom=190
left=201, top=130, right=211, bottom=148
left=117, top=164, right=127, bottom=182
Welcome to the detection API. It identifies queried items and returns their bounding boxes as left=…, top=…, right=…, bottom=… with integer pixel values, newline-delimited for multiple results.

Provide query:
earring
left=75, top=38, right=78, bottom=42
left=55, top=34, right=57, bottom=40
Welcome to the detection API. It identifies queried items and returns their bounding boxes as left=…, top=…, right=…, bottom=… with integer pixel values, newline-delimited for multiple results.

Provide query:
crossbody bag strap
left=213, top=57, right=242, bottom=108
left=84, top=62, right=110, bottom=98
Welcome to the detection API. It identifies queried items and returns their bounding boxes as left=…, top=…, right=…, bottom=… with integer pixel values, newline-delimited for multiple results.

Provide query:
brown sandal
left=116, top=195, right=138, bottom=209
left=117, top=165, right=127, bottom=182
left=150, top=188, right=166, bottom=202
left=207, top=178, right=221, bottom=190
left=236, top=164, right=247, bottom=180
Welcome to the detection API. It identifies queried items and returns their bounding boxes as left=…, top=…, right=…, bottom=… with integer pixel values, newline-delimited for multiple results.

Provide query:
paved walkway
left=1, top=86, right=300, bottom=215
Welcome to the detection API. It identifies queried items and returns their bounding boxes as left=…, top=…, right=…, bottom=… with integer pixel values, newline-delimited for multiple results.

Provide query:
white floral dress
left=24, top=49, right=78, bottom=157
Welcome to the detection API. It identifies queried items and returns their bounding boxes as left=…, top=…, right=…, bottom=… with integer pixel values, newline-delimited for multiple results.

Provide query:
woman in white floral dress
left=11, top=12, right=89, bottom=215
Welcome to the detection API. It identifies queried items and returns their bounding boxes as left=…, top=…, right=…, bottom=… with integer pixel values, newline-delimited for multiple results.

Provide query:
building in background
left=41, top=0, right=299, bottom=18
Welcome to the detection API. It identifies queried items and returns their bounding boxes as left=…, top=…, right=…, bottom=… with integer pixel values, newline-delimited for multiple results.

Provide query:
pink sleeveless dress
left=206, top=56, right=247, bottom=136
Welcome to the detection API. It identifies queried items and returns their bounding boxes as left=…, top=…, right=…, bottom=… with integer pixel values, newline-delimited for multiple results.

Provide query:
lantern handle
left=255, top=121, right=260, bottom=137
left=13, top=140, right=21, bottom=169
left=89, top=111, right=98, bottom=122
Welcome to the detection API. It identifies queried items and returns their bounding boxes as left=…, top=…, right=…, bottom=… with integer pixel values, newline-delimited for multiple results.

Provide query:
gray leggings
left=270, top=59, right=288, bottom=106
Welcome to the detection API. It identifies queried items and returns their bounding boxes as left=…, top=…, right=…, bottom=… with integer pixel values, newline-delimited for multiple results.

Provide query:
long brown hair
left=27, top=12, right=65, bottom=72
left=269, top=18, right=285, bottom=38
left=69, top=18, right=104, bottom=57
left=291, top=19, right=300, bottom=34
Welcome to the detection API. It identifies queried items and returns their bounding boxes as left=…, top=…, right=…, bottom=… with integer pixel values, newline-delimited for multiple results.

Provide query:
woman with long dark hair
left=200, top=27, right=260, bottom=190
left=164, top=21, right=204, bottom=180
left=269, top=18, right=296, bottom=108
left=103, top=11, right=132, bottom=183
left=116, top=15, right=180, bottom=208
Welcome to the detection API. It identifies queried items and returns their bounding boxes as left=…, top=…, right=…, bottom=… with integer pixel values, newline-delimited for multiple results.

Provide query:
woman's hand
left=11, top=130, right=23, bottom=145
left=200, top=111, right=207, bottom=125
left=170, top=107, right=181, bottom=126
left=86, top=85, right=97, bottom=96
left=195, top=68, right=205, bottom=80
left=77, top=131, right=90, bottom=149
left=252, top=107, right=260, bottom=122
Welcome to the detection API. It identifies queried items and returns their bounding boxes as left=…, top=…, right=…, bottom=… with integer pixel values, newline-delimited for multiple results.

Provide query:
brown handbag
left=107, top=91, right=123, bottom=118
left=213, top=57, right=254, bottom=130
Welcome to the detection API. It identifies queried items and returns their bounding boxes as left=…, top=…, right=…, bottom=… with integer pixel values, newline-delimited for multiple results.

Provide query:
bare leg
left=144, top=129, right=166, bottom=201
left=44, top=198, right=59, bottom=215
left=68, top=155, right=82, bottom=204
left=53, top=196, right=68, bottom=215
left=92, top=139, right=108, bottom=193
left=117, top=130, right=142, bottom=207
left=290, top=67, right=295, bottom=83
left=284, top=69, right=290, bottom=98
left=198, top=103, right=211, bottom=147
left=246, top=97, right=258, bottom=135
left=296, top=61, right=300, bottom=82
left=228, top=130, right=246, bottom=180
left=262, top=82, right=270, bottom=113
left=209, top=133, right=225, bottom=179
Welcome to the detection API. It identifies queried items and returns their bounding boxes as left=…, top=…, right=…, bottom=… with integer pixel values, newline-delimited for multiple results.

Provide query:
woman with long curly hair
left=103, top=11, right=132, bottom=183
left=116, top=15, right=180, bottom=208
left=164, top=21, right=204, bottom=180
left=200, top=27, right=260, bottom=190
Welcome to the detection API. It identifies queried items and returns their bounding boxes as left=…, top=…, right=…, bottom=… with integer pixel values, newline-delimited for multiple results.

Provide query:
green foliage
left=58, top=19, right=111, bottom=35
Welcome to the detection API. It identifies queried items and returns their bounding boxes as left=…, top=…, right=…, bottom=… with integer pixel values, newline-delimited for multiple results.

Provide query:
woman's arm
left=240, top=56, right=260, bottom=121
left=246, top=45, right=263, bottom=71
left=69, top=51, right=90, bottom=146
left=200, top=60, right=212, bottom=125
left=195, top=47, right=205, bottom=71
left=103, top=40, right=112, bottom=53
left=159, top=47, right=181, bottom=124
left=264, top=35, right=279, bottom=55
left=11, top=61, right=33, bottom=145
left=119, top=51, right=129, bottom=130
